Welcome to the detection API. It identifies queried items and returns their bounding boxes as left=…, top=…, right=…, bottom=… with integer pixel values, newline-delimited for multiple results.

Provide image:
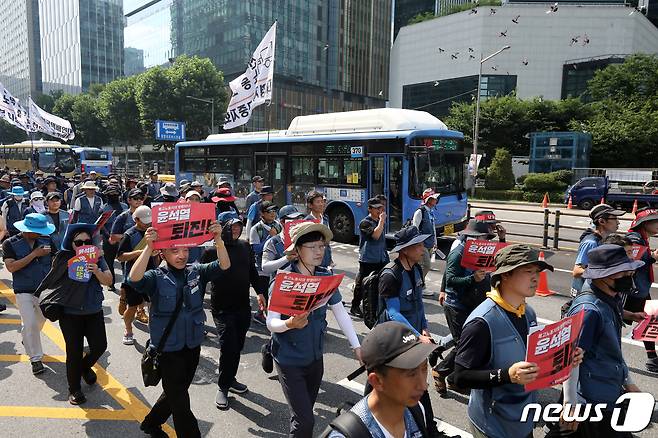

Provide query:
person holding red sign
left=626, top=207, right=658, bottom=373
left=128, top=220, right=229, bottom=438
left=266, top=222, right=361, bottom=438
left=562, top=245, right=644, bottom=437
left=261, top=205, right=305, bottom=280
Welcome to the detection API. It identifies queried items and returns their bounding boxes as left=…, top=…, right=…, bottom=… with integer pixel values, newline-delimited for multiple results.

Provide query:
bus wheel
left=329, top=206, right=354, bottom=244
left=578, top=199, right=594, bottom=210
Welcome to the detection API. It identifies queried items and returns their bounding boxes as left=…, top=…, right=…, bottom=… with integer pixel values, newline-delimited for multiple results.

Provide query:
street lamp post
left=471, top=45, right=510, bottom=196
left=186, top=95, right=215, bottom=135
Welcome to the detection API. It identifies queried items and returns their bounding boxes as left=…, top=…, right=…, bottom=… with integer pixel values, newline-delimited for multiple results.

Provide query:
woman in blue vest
left=53, top=223, right=113, bottom=405
left=266, top=222, right=361, bottom=438
left=128, top=221, right=230, bottom=438
left=453, top=244, right=582, bottom=438
left=2, top=213, right=56, bottom=376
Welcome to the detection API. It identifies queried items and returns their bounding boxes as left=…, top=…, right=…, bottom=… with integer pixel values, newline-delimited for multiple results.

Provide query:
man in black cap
left=146, top=170, right=162, bottom=200
left=571, top=204, right=625, bottom=295
left=245, top=185, right=274, bottom=237
left=323, top=321, right=438, bottom=438
left=245, top=175, right=264, bottom=213
left=350, top=197, right=389, bottom=317
left=561, top=244, right=643, bottom=437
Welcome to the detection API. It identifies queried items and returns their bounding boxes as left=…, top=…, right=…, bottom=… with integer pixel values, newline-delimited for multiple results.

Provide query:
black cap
left=260, top=201, right=278, bottom=213
left=348, top=322, right=438, bottom=379
left=128, top=188, right=144, bottom=199
left=45, top=191, right=62, bottom=201
left=252, top=175, right=264, bottom=182
left=306, top=190, right=324, bottom=204
left=261, top=185, right=274, bottom=195
left=590, top=204, right=625, bottom=222
left=367, top=197, right=384, bottom=209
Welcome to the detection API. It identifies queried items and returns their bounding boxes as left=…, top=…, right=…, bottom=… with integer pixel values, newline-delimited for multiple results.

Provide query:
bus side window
left=291, top=157, right=315, bottom=184
left=318, top=157, right=340, bottom=185
left=343, top=158, right=363, bottom=186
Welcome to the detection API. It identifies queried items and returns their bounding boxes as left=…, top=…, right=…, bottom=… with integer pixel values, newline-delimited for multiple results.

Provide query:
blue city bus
left=174, top=108, right=468, bottom=243
left=72, top=147, right=113, bottom=175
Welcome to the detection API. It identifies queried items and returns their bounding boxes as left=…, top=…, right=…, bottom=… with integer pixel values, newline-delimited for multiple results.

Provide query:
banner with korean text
left=525, top=310, right=584, bottom=391
left=461, top=240, right=508, bottom=272
left=268, top=272, right=344, bottom=316
left=68, top=245, right=100, bottom=283
left=152, top=202, right=216, bottom=249
left=632, top=300, right=658, bottom=342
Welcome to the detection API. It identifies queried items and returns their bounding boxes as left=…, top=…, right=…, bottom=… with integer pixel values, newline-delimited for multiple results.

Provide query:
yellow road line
left=0, top=406, right=135, bottom=421
left=0, top=283, right=176, bottom=437
left=0, top=318, right=22, bottom=324
left=0, top=354, right=65, bottom=362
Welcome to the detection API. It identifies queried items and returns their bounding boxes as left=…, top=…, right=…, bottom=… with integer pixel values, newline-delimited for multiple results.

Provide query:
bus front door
left=369, top=154, right=403, bottom=233
left=255, top=154, right=287, bottom=207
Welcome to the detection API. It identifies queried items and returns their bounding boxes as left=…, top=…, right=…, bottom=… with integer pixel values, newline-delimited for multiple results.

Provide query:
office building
left=124, top=47, right=145, bottom=76
left=124, top=0, right=390, bottom=131
left=390, top=3, right=658, bottom=118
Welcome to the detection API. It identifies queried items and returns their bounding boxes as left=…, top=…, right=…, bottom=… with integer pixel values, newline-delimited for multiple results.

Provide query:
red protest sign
left=461, top=240, right=508, bottom=271
left=76, top=245, right=99, bottom=263
left=525, top=309, right=584, bottom=391
left=152, top=202, right=216, bottom=249
left=283, top=218, right=320, bottom=249
left=632, top=300, right=658, bottom=342
left=268, top=272, right=344, bottom=316
left=630, top=244, right=648, bottom=260
left=67, top=245, right=100, bottom=282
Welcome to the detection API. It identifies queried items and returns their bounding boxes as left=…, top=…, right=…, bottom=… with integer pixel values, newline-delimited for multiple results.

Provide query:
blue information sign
left=155, top=120, right=186, bottom=141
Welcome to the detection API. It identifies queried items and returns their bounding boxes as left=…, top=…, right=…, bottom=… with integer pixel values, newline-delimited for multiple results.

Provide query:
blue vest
left=65, top=256, right=106, bottom=315
left=417, top=206, right=435, bottom=249
left=568, top=287, right=628, bottom=405
left=112, top=210, right=135, bottom=234
left=253, top=221, right=282, bottom=272
left=384, top=263, right=425, bottom=332
left=44, top=210, right=70, bottom=250
left=149, top=265, right=206, bottom=352
left=465, top=298, right=537, bottom=438
left=6, top=199, right=27, bottom=236
left=270, top=264, right=342, bottom=367
left=571, top=233, right=601, bottom=293
left=358, top=216, right=389, bottom=264
left=123, top=226, right=146, bottom=273
left=8, top=235, right=53, bottom=292
left=341, top=396, right=424, bottom=438
left=77, top=196, right=102, bottom=224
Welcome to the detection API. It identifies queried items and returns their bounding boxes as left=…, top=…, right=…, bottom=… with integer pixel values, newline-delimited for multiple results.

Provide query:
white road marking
left=337, top=378, right=474, bottom=438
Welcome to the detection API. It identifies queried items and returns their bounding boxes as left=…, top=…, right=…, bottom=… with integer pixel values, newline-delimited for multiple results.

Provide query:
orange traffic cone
left=541, top=193, right=549, bottom=209
left=632, top=199, right=638, bottom=216
left=536, top=251, right=556, bottom=297
left=567, top=195, right=573, bottom=209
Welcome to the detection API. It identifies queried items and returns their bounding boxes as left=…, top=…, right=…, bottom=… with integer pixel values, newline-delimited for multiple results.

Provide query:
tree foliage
left=485, top=148, right=515, bottom=190
left=98, top=76, right=142, bottom=145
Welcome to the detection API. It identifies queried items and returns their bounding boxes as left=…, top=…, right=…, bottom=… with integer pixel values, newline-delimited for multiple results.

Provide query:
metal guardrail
left=468, top=204, right=634, bottom=250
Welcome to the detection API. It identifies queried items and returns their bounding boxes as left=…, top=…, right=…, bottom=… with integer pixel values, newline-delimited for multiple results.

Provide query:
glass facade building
left=561, top=56, right=624, bottom=100
left=529, top=131, right=592, bottom=173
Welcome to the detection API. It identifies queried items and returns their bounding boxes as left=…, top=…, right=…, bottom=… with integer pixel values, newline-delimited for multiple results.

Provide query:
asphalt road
left=0, top=238, right=657, bottom=438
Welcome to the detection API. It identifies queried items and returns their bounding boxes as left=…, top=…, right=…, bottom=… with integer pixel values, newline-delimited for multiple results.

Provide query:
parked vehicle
left=566, top=176, right=658, bottom=210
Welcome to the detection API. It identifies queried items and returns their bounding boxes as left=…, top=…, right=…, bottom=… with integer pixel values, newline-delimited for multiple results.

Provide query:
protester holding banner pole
left=128, top=220, right=229, bottom=438
left=453, top=244, right=583, bottom=438
left=266, top=222, right=361, bottom=438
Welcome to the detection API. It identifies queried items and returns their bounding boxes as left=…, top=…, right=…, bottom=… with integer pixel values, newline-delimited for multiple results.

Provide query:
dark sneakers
left=260, top=343, right=274, bottom=374
left=229, top=379, right=248, bottom=394
left=431, top=369, right=447, bottom=397
left=646, top=357, right=658, bottom=373
left=140, top=422, right=169, bottom=437
left=82, top=368, right=97, bottom=385
left=349, top=306, right=363, bottom=318
left=31, top=361, right=45, bottom=375
left=68, top=390, right=86, bottom=405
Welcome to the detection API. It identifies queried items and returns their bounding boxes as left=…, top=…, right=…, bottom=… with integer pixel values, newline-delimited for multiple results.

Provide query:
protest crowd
left=0, top=166, right=656, bottom=438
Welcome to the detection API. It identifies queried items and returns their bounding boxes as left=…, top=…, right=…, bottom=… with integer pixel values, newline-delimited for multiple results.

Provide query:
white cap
left=30, top=191, right=44, bottom=200
left=185, top=190, right=201, bottom=199
left=132, top=205, right=152, bottom=224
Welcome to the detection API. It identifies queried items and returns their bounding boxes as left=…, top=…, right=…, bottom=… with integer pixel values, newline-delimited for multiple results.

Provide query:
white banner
left=27, top=97, right=75, bottom=140
left=0, top=82, right=30, bottom=132
left=223, top=21, right=276, bottom=130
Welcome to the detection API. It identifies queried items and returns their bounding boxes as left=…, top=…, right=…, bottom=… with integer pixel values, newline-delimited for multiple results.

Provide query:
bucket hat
left=80, top=181, right=99, bottom=191
left=14, top=213, right=55, bottom=236
left=582, top=244, right=644, bottom=279
left=629, top=207, right=658, bottom=231
left=60, top=223, right=96, bottom=251
left=8, top=186, right=26, bottom=197
left=391, top=226, right=431, bottom=253
left=473, top=210, right=500, bottom=224
left=459, top=219, right=493, bottom=238
left=491, top=244, right=553, bottom=285
left=285, top=221, right=333, bottom=252
left=211, top=187, right=237, bottom=203
left=421, top=188, right=440, bottom=205
left=160, top=182, right=179, bottom=198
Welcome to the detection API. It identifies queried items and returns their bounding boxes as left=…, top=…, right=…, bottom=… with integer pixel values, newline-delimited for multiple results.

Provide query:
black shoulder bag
left=141, top=290, right=184, bottom=387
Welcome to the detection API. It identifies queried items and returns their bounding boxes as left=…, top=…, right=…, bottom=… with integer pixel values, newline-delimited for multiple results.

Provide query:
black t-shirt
left=117, top=227, right=156, bottom=270
left=47, top=212, right=61, bottom=233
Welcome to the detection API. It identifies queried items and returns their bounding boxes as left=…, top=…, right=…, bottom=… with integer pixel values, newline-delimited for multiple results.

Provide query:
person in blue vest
left=245, top=185, right=274, bottom=237
left=99, top=186, right=128, bottom=292
left=249, top=201, right=282, bottom=326
left=350, top=197, right=389, bottom=317
left=146, top=170, right=163, bottom=200
left=2, top=213, right=56, bottom=376
left=267, top=221, right=361, bottom=437
left=0, top=186, right=29, bottom=238
left=562, top=244, right=643, bottom=437
left=305, top=190, right=333, bottom=268
left=111, top=188, right=143, bottom=306
left=453, top=244, right=583, bottom=438
left=245, top=175, right=264, bottom=213
left=412, top=188, right=440, bottom=297
left=261, top=205, right=305, bottom=280
left=625, top=207, right=658, bottom=373
left=128, top=220, right=230, bottom=438
left=72, top=180, right=104, bottom=224
left=43, top=192, right=70, bottom=250
left=378, top=225, right=442, bottom=437
left=25, top=191, right=47, bottom=215
left=571, top=204, right=624, bottom=295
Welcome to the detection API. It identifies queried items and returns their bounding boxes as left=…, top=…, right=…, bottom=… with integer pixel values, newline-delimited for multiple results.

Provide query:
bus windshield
left=410, top=151, right=464, bottom=198
left=38, top=148, right=76, bottom=173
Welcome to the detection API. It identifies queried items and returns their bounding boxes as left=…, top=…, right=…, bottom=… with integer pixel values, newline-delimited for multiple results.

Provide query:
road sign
left=155, top=120, right=186, bottom=141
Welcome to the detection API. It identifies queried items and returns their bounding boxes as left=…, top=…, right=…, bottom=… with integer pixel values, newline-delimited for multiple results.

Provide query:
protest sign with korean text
left=152, top=202, right=216, bottom=249
left=283, top=218, right=320, bottom=250
left=525, top=310, right=585, bottom=391
left=93, top=210, right=115, bottom=236
left=67, top=245, right=100, bottom=282
left=268, top=272, right=344, bottom=316
left=631, top=244, right=648, bottom=261
left=461, top=240, right=509, bottom=271
left=632, top=300, right=658, bottom=342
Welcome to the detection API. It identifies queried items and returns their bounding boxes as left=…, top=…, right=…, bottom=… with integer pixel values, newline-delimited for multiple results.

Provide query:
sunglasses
left=73, top=239, right=93, bottom=247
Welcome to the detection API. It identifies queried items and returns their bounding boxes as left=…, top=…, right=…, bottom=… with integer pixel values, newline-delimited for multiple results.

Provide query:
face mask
left=614, top=276, right=634, bottom=293
left=32, top=199, right=46, bottom=213
left=14, top=196, right=23, bottom=202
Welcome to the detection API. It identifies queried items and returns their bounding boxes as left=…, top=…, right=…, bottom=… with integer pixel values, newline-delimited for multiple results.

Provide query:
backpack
left=320, top=402, right=428, bottom=438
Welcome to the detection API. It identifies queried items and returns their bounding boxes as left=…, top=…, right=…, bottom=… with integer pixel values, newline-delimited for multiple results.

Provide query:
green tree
left=587, top=54, right=658, bottom=102
left=98, top=76, right=142, bottom=145
left=32, top=89, right=63, bottom=113
left=0, top=120, right=28, bottom=144
left=408, top=12, right=435, bottom=25
left=485, top=148, right=515, bottom=190
left=70, top=94, right=109, bottom=146
left=52, top=93, right=77, bottom=125
left=135, top=66, right=175, bottom=140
